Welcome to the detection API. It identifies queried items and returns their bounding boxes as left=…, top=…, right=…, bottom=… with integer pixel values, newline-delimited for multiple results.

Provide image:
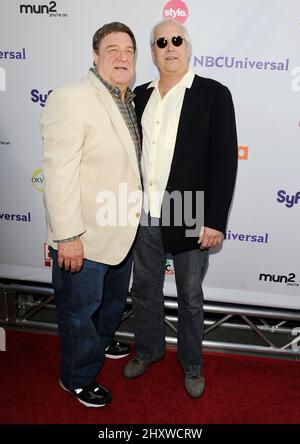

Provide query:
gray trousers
left=131, top=211, right=209, bottom=375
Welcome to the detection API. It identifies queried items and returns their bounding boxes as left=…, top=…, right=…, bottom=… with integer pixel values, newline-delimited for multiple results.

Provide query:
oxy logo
left=163, top=0, right=188, bottom=24
left=259, top=272, right=299, bottom=287
left=291, top=66, right=300, bottom=92
left=19, top=1, right=67, bottom=17
left=31, top=88, right=52, bottom=107
left=277, top=190, right=300, bottom=208
left=238, top=146, right=249, bottom=160
left=0, top=66, right=6, bottom=91
left=31, top=168, right=45, bottom=192
left=0, top=328, right=6, bottom=351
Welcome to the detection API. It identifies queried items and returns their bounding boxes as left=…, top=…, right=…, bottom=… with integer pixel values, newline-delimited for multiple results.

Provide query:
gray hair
left=150, top=19, right=192, bottom=51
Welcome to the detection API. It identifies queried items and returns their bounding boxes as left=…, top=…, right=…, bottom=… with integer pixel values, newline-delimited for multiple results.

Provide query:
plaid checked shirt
left=90, top=67, right=141, bottom=170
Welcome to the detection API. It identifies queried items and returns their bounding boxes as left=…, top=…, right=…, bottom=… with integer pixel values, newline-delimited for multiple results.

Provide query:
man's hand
left=57, top=238, right=84, bottom=272
left=198, top=227, right=223, bottom=250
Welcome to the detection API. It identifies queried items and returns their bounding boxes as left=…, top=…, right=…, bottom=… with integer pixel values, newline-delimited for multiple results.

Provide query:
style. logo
left=163, top=0, right=188, bottom=24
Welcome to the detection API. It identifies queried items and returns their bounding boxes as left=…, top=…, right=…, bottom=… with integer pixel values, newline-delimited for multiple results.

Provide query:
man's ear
left=93, top=50, right=99, bottom=67
left=151, top=45, right=157, bottom=66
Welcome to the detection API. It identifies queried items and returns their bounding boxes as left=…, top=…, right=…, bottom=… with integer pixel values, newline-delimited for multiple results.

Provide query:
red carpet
left=0, top=330, right=299, bottom=424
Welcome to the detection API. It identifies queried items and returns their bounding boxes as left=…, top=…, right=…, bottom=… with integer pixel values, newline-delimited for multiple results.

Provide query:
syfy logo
left=0, top=66, right=6, bottom=91
left=31, top=88, right=52, bottom=107
left=277, top=190, right=300, bottom=208
left=163, top=0, right=188, bottom=24
left=259, top=272, right=299, bottom=287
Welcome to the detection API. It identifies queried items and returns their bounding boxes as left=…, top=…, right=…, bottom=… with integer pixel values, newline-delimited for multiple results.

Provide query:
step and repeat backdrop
left=0, top=0, right=299, bottom=309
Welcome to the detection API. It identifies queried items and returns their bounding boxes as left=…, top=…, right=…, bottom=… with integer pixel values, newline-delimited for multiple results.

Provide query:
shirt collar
left=90, top=67, right=135, bottom=103
left=147, top=68, right=195, bottom=90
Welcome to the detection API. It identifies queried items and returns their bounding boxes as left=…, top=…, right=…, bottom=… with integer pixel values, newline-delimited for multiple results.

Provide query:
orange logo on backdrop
left=238, top=146, right=249, bottom=160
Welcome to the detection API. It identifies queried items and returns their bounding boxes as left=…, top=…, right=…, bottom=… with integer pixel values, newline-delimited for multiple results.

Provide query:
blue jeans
left=50, top=247, right=132, bottom=389
left=131, top=212, right=209, bottom=375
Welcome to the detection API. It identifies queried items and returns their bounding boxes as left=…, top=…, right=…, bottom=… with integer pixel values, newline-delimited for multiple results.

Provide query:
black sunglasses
left=154, top=35, right=185, bottom=49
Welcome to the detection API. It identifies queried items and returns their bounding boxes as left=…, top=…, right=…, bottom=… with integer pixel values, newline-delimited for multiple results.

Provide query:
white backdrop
left=0, top=0, right=299, bottom=309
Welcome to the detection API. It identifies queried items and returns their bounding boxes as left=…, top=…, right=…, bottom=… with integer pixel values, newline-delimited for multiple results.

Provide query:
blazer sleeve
left=204, top=84, right=238, bottom=233
left=40, top=87, right=86, bottom=241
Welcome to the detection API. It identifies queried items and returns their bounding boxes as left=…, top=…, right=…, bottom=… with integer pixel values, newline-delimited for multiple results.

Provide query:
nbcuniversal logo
left=163, top=0, right=188, bottom=24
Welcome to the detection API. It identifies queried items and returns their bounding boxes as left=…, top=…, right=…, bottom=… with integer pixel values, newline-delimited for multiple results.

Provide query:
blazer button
left=138, top=185, right=141, bottom=190
left=136, top=212, right=141, bottom=218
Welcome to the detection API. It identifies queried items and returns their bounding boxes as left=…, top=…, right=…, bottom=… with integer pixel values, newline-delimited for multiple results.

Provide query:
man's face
left=152, top=21, right=190, bottom=78
left=93, top=32, right=135, bottom=90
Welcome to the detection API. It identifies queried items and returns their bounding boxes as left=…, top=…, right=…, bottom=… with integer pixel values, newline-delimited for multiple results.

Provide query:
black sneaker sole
left=59, top=379, right=108, bottom=408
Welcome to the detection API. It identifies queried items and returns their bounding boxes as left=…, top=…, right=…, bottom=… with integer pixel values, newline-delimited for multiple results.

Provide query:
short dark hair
left=93, top=22, right=136, bottom=53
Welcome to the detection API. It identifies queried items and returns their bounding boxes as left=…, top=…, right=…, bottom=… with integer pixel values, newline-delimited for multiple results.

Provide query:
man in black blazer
left=123, top=19, right=238, bottom=398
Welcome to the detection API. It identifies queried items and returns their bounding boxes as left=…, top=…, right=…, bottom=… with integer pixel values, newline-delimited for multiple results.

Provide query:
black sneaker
left=59, top=379, right=111, bottom=408
left=105, top=339, right=131, bottom=359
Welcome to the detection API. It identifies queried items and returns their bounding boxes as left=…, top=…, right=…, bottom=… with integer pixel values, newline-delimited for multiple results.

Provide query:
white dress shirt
left=141, top=69, right=195, bottom=217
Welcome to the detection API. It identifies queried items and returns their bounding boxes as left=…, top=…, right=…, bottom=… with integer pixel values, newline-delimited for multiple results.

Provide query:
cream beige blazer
left=41, top=71, right=142, bottom=265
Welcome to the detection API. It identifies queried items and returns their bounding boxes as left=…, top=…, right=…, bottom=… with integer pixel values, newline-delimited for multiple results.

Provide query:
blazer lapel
left=88, top=71, right=140, bottom=180
left=170, top=77, right=205, bottom=168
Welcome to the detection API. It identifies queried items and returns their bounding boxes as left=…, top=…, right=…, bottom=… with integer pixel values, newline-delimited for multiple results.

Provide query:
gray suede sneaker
left=123, top=357, right=152, bottom=379
left=184, top=374, right=205, bottom=398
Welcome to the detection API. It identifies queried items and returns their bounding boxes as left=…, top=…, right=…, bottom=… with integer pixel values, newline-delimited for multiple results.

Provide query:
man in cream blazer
left=41, top=22, right=142, bottom=408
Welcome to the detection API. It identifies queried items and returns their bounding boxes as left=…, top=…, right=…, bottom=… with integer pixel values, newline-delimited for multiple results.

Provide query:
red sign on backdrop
left=163, top=0, right=189, bottom=24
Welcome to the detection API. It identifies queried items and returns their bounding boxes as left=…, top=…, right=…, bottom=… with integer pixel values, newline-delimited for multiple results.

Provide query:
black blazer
left=134, top=74, right=238, bottom=254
